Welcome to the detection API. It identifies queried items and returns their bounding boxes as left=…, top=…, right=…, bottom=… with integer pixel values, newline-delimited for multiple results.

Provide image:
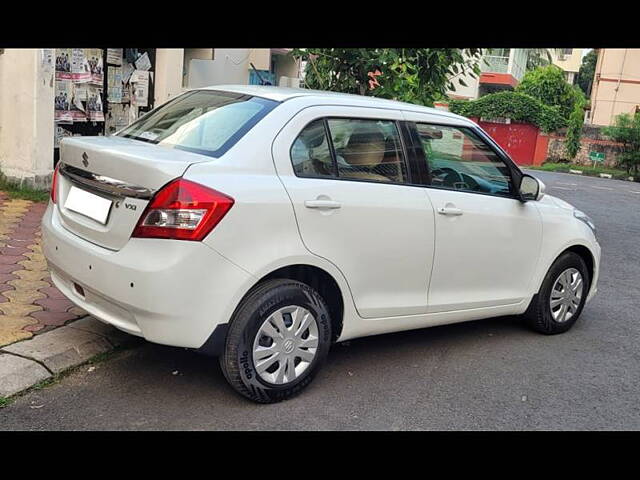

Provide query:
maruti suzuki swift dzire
left=42, top=85, right=600, bottom=403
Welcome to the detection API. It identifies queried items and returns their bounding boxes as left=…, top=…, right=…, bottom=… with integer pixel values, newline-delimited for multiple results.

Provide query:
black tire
left=524, top=251, right=590, bottom=335
left=219, top=279, right=332, bottom=403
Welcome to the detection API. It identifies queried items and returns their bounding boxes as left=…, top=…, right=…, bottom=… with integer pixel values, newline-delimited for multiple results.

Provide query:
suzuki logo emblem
left=82, top=152, right=89, bottom=167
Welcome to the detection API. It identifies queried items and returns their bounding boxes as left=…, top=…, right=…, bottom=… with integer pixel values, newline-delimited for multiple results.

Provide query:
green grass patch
left=0, top=171, right=50, bottom=203
left=527, top=162, right=630, bottom=180
left=0, top=396, right=12, bottom=408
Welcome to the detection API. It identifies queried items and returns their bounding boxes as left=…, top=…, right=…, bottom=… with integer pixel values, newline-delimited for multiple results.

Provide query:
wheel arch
left=259, top=264, right=345, bottom=342
left=534, top=242, right=597, bottom=295
left=564, top=244, right=595, bottom=285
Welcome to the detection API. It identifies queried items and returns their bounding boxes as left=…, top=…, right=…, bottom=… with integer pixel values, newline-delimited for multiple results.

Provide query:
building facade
left=588, top=48, right=640, bottom=126
left=447, top=48, right=530, bottom=100
left=0, top=48, right=301, bottom=188
left=551, top=48, right=584, bottom=85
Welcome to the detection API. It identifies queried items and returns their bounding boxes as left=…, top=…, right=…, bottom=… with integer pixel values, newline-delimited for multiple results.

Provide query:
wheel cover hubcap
left=550, top=268, right=584, bottom=323
left=252, top=305, right=319, bottom=385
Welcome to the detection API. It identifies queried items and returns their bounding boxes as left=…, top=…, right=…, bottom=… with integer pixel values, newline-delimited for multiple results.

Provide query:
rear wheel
left=524, top=251, right=590, bottom=335
left=219, top=279, right=332, bottom=403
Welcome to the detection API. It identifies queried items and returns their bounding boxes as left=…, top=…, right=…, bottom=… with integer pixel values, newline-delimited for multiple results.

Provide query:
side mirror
left=519, top=174, right=545, bottom=201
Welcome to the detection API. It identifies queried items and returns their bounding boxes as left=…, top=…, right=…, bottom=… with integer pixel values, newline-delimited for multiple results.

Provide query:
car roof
left=197, top=84, right=469, bottom=122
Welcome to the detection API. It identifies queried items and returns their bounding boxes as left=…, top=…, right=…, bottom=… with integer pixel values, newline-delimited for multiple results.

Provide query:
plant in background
left=603, top=112, right=640, bottom=180
left=290, top=48, right=484, bottom=106
left=449, top=91, right=566, bottom=133
left=565, top=88, right=587, bottom=160
left=516, top=65, right=580, bottom=120
left=525, top=48, right=559, bottom=70
left=577, top=49, right=598, bottom=96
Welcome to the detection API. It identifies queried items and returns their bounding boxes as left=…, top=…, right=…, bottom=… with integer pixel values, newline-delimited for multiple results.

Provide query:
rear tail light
left=132, top=178, right=234, bottom=241
left=51, top=163, right=61, bottom=204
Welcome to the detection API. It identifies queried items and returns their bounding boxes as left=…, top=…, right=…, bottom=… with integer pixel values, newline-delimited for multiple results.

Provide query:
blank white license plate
left=64, top=186, right=113, bottom=225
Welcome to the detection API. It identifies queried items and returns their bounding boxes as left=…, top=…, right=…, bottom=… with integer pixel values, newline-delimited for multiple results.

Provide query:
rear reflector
left=132, top=178, right=234, bottom=241
left=51, top=163, right=61, bottom=204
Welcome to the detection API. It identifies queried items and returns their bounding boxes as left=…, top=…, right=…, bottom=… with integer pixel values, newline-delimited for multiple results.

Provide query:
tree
left=516, top=65, right=580, bottom=120
left=565, top=89, right=587, bottom=159
left=525, top=48, right=559, bottom=70
left=577, top=49, right=597, bottom=96
left=290, top=48, right=483, bottom=106
left=603, top=112, right=640, bottom=180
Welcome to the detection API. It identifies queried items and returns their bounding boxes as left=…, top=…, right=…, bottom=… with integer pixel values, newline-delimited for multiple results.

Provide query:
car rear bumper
left=41, top=203, right=255, bottom=349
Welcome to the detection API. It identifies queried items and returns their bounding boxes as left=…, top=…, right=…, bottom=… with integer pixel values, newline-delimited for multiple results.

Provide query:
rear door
left=403, top=113, right=542, bottom=313
left=272, top=106, right=436, bottom=319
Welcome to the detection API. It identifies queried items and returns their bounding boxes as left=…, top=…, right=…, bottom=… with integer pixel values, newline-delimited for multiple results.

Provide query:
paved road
left=1, top=170, right=639, bottom=430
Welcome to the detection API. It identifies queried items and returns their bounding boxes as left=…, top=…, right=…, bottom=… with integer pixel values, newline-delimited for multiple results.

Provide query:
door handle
left=437, top=206, right=463, bottom=216
left=304, top=200, right=342, bottom=209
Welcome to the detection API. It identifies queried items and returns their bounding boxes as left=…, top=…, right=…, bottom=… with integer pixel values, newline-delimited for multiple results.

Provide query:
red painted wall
left=469, top=118, right=543, bottom=166
left=477, top=120, right=540, bottom=166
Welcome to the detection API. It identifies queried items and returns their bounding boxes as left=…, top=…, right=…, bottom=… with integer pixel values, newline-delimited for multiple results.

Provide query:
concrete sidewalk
left=0, top=192, right=139, bottom=399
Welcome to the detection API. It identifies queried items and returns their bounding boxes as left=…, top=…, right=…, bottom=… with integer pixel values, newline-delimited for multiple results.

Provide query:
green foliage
left=577, top=49, right=597, bottom=96
left=525, top=48, right=556, bottom=70
left=0, top=170, right=50, bottom=202
left=290, top=48, right=483, bottom=106
left=603, top=112, right=640, bottom=179
left=565, top=88, right=587, bottom=159
left=516, top=65, right=581, bottom=119
left=449, top=91, right=566, bottom=133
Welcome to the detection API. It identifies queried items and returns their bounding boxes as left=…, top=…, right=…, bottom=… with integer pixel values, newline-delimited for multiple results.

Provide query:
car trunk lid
left=56, top=136, right=211, bottom=251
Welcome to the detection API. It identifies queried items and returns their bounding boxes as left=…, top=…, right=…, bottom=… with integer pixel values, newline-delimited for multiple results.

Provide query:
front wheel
left=524, top=251, right=590, bottom=335
left=219, top=279, right=332, bottom=403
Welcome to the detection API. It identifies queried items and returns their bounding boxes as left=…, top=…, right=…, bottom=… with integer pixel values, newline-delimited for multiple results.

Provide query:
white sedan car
left=42, top=85, right=600, bottom=403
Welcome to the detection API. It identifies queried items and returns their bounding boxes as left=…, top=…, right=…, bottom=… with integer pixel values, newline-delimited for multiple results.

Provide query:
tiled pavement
left=0, top=192, right=86, bottom=348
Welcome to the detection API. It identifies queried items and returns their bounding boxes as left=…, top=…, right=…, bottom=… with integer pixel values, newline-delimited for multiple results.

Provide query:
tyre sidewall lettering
left=234, top=284, right=331, bottom=399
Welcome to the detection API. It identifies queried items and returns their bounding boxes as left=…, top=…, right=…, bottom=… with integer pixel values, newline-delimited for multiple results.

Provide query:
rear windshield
left=117, top=90, right=279, bottom=158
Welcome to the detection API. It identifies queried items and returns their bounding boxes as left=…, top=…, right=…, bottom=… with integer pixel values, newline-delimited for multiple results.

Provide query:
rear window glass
left=117, top=90, right=278, bottom=158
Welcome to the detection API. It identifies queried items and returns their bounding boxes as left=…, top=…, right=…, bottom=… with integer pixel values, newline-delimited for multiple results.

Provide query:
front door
left=272, top=106, right=436, bottom=318
left=408, top=119, right=543, bottom=313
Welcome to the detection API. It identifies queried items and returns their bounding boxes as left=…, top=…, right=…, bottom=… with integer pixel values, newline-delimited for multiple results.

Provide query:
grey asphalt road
left=1, top=170, right=639, bottom=431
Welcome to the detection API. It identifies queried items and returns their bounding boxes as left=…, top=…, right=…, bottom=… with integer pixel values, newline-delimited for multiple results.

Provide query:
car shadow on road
left=129, top=314, right=532, bottom=398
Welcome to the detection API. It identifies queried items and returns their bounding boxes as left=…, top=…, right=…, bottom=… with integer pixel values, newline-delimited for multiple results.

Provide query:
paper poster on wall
left=122, top=61, right=135, bottom=84
left=42, top=49, right=54, bottom=73
left=106, top=103, right=131, bottom=134
left=70, top=83, right=87, bottom=122
left=86, top=86, right=104, bottom=122
left=86, top=48, right=104, bottom=84
left=55, top=49, right=72, bottom=80
left=134, top=52, right=151, bottom=71
left=54, top=125, right=74, bottom=148
left=54, top=80, right=73, bottom=122
left=106, top=48, right=123, bottom=65
left=131, top=70, right=149, bottom=107
left=70, top=49, right=90, bottom=83
left=128, top=104, right=138, bottom=124
left=107, top=67, right=123, bottom=103
left=121, top=82, right=131, bottom=103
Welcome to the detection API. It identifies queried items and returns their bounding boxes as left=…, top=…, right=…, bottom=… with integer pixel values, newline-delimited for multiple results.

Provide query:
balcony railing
left=480, top=54, right=527, bottom=81
left=481, top=55, right=509, bottom=74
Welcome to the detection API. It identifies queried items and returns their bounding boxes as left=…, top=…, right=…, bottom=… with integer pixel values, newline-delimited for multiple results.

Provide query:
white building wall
left=154, top=48, right=185, bottom=106
left=0, top=49, right=54, bottom=186
left=0, top=48, right=301, bottom=186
